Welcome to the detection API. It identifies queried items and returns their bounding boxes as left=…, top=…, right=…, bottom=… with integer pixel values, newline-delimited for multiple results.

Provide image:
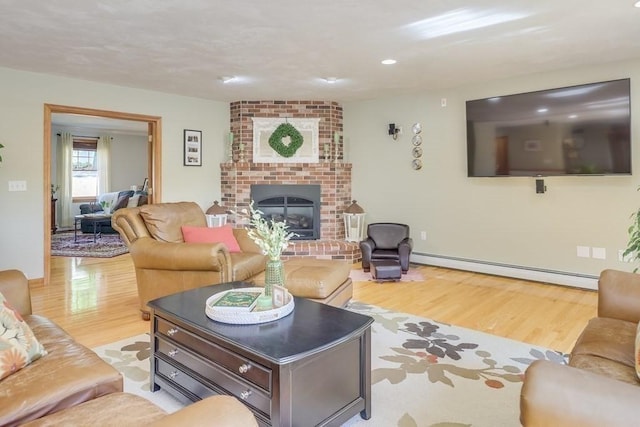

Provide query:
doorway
left=43, top=104, right=162, bottom=286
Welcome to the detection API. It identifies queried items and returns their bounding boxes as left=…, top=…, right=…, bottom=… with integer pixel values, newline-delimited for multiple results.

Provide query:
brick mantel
left=220, top=100, right=361, bottom=262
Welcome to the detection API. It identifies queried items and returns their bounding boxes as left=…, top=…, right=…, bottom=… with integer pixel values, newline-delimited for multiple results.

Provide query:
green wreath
left=269, top=123, right=304, bottom=158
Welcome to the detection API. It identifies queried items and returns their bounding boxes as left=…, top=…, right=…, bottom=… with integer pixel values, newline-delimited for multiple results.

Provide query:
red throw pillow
left=181, top=225, right=241, bottom=252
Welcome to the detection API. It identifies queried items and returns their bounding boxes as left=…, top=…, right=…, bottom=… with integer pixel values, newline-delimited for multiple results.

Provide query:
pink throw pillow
left=181, top=225, right=241, bottom=252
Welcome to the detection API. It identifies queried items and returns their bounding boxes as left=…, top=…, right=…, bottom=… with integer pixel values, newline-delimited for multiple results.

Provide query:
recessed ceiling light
left=635, top=0, right=640, bottom=7
left=537, top=108, right=548, bottom=113
left=219, top=76, right=235, bottom=83
left=325, top=77, right=337, bottom=84
left=381, top=59, right=397, bottom=65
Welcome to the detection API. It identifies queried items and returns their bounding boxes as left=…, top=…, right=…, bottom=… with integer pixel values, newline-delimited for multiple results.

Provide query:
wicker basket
left=205, top=287, right=294, bottom=324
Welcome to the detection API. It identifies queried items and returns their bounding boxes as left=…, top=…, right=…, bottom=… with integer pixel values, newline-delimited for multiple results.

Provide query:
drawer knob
left=240, top=390, right=252, bottom=400
left=169, top=371, right=179, bottom=379
left=238, top=363, right=251, bottom=374
left=167, top=328, right=178, bottom=337
left=168, top=349, right=179, bottom=357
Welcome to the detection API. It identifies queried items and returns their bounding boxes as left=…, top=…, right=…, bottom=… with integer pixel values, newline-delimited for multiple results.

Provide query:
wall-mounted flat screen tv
left=466, top=78, right=631, bottom=177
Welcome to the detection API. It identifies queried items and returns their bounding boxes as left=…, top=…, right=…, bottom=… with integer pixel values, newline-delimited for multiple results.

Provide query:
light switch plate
left=576, top=246, right=590, bottom=258
left=8, top=180, right=27, bottom=191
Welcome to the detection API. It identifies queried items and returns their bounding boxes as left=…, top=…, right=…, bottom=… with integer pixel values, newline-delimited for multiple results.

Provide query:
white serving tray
left=205, top=287, right=294, bottom=324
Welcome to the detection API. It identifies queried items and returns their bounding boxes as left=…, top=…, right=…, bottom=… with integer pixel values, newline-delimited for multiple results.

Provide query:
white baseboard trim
left=411, top=252, right=598, bottom=291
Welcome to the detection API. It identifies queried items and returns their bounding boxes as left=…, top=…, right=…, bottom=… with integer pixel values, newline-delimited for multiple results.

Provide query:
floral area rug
left=92, top=303, right=565, bottom=426
left=349, top=268, right=425, bottom=282
left=51, top=231, right=128, bottom=258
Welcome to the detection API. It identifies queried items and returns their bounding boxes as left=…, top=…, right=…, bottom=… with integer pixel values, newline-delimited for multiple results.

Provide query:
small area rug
left=350, top=268, right=424, bottom=282
left=93, top=304, right=565, bottom=426
left=51, top=231, right=128, bottom=258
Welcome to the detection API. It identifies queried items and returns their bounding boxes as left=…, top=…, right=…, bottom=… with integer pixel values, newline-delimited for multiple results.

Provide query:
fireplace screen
left=251, top=185, right=320, bottom=240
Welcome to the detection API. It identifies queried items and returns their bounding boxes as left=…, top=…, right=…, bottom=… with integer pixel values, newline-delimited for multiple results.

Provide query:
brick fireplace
left=220, top=100, right=361, bottom=262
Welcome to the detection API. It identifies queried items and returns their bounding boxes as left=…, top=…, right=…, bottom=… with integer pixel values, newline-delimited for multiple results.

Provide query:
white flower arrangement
left=239, top=201, right=296, bottom=261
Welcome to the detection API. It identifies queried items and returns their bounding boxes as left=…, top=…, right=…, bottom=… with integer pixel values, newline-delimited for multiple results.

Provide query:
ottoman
left=371, top=260, right=402, bottom=282
left=253, top=258, right=353, bottom=307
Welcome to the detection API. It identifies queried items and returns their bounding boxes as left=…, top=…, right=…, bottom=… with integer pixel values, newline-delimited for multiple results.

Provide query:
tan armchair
left=112, top=202, right=267, bottom=320
left=520, top=269, right=640, bottom=426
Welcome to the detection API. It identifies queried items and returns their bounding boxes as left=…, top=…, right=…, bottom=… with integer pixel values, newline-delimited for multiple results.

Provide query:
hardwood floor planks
left=34, top=256, right=597, bottom=353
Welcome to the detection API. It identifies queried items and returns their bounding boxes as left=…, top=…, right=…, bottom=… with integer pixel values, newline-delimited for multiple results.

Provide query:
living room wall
left=0, top=67, right=229, bottom=279
left=344, top=58, right=640, bottom=285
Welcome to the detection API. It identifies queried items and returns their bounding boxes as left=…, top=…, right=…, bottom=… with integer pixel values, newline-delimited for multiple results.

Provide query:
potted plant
left=624, top=203, right=640, bottom=272
left=51, top=184, right=59, bottom=199
left=0, top=143, right=4, bottom=163
left=237, top=201, right=296, bottom=298
left=100, top=200, right=112, bottom=215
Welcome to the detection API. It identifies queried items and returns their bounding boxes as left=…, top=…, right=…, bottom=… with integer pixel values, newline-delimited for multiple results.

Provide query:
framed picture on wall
left=184, top=129, right=202, bottom=166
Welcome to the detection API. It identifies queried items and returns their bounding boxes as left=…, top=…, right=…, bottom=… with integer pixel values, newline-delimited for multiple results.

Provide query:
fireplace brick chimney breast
left=220, top=100, right=361, bottom=262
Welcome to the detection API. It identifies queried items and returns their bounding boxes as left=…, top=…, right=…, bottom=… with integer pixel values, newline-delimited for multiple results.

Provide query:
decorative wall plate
left=412, top=146, right=423, bottom=158
left=412, top=134, right=423, bottom=146
left=412, top=159, right=423, bottom=170
left=412, top=123, right=422, bottom=134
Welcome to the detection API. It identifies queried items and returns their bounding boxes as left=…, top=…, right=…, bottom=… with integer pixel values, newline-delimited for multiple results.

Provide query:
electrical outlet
left=420, top=231, right=427, bottom=240
left=592, top=247, right=606, bottom=260
left=576, top=246, right=590, bottom=258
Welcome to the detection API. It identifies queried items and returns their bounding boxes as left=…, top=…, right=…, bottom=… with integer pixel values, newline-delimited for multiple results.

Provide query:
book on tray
left=209, top=290, right=263, bottom=312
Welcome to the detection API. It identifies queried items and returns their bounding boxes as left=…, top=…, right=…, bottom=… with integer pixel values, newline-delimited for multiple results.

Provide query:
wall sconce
left=388, top=123, right=401, bottom=140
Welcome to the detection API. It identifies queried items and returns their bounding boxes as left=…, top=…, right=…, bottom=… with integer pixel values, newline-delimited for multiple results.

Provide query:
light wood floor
left=34, top=255, right=597, bottom=353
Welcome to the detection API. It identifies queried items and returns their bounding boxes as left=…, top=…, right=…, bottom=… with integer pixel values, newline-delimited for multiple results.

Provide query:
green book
left=210, top=290, right=262, bottom=312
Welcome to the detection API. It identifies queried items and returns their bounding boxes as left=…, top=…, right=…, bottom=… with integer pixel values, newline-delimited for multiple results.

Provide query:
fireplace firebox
left=251, top=184, right=320, bottom=240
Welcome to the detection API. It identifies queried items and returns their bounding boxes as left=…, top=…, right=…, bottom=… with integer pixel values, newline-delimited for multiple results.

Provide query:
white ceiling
left=1, top=1, right=639, bottom=103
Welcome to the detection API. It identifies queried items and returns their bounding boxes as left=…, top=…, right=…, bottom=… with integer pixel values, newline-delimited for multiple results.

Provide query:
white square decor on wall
left=252, top=117, right=320, bottom=163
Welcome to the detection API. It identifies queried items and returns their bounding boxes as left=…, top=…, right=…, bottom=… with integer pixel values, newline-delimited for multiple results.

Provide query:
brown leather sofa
left=520, top=269, right=640, bottom=426
left=0, top=269, right=257, bottom=426
left=23, top=392, right=258, bottom=427
left=112, top=202, right=267, bottom=319
left=0, top=269, right=123, bottom=426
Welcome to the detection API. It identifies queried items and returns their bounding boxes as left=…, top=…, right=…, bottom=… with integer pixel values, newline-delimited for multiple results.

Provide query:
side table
left=51, top=198, right=57, bottom=234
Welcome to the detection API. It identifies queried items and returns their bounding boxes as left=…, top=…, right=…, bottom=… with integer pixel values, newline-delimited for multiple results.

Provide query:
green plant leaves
left=268, top=123, right=303, bottom=157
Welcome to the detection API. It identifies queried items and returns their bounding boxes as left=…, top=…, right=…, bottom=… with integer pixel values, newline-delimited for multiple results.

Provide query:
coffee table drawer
left=156, top=317, right=272, bottom=392
left=156, top=339, right=271, bottom=416
left=156, top=357, right=218, bottom=399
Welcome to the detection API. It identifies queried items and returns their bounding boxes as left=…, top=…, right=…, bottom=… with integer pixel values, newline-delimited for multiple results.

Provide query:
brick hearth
left=220, top=100, right=361, bottom=262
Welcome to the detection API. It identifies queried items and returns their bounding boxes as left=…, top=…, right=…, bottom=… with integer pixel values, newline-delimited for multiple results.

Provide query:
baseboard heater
left=411, top=252, right=598, bottom=291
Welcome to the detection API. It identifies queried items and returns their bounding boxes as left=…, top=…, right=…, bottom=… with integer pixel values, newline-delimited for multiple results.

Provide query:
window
left=72, top=138, right=98, bottom=200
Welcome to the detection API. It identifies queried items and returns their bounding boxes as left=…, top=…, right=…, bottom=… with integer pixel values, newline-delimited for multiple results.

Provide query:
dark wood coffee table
left=147, top=282, right=374, bottom=427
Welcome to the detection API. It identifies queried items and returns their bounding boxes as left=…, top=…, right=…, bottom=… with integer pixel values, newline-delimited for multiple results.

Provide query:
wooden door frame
left=43, top=104, right=162, bottom=286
